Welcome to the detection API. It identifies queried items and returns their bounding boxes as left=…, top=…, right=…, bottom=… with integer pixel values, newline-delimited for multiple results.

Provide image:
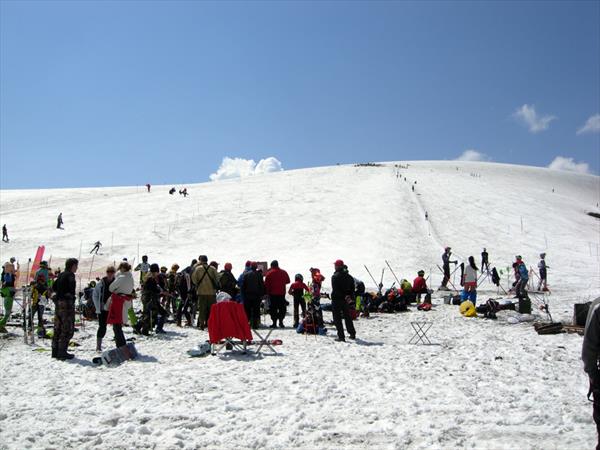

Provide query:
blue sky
left=1, top=1, right=598, bottom=189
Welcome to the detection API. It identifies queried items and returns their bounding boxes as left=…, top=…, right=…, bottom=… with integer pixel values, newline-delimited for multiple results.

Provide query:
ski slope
left=0, top=161, right=599, bottom=449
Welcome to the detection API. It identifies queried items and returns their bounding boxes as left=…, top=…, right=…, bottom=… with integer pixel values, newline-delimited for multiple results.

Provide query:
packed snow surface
left=1, top=161, right=599, bottom=449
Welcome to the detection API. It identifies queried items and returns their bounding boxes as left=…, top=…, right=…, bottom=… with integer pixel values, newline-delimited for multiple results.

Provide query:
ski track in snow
left=0, top=161, right=599, bottom=449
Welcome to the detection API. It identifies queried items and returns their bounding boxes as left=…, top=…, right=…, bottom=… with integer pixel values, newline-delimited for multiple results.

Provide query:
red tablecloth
left=208, top=301, right=253, bottom=344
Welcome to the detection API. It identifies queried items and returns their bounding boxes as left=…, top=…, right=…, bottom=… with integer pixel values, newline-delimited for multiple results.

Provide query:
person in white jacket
left=461, top=256, right=479, bottom=305
left=92, top=266, right=116, bottom=351
left=107, top=262, right=135, bottom=348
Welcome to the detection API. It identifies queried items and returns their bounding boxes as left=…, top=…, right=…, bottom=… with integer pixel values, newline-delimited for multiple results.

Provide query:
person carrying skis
left=481, top=248, right=489, bottom=273
left=52, top=258, right=78, bottom=360
left=135, top=255, right=151, bottom=285
left=92, top=266, right=116, bottom=351
left=289, top=274, right=309, bottom=328
left=90, top=241, right=102, bottom=255
left=2, top=224, right=8, bottom=242
left=264, top=260, right=291, bottom=328
left=191, top=255, right=219, bottom=330
left=218, top=263, right=238, bottom=298
left=56, top=213, right=63, bottom=229
left=582, top=296, right=600, bottom=450
left=537, top=253, right=549, bottom=291
left=0, top=262, right=16, bottom=333
left=440, top=247, right=458, bottom=290
left=330, top=260, right=356, bottom=342
left=242, top=262, right=265, bottom=329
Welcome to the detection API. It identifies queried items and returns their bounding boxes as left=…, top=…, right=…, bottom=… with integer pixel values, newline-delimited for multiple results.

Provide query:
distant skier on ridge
left=2, top=224, right=8, bottom=242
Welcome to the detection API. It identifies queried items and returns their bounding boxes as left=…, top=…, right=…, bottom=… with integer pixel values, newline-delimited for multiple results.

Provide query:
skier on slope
left=90, top=241, right=102, bottom=255
left=2, top=224, right=8, bottom=242
left=481, top=248, right=489, bottom=273
left=56, top=213, right=63, bottom=229
left=439, top=247, right=458, bottom=290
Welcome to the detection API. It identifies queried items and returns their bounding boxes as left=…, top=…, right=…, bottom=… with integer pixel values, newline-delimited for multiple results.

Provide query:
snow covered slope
left=1, top=161, right=598, bottom=296
left=1, top=161, right=599, bottom=450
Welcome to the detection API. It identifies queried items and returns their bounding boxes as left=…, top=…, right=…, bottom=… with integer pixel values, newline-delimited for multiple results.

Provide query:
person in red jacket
left=264, top=260, right=291, bottom=328
left=413, top=270, right=430, bottom=303
left=288, top=274, right=310, bottom=328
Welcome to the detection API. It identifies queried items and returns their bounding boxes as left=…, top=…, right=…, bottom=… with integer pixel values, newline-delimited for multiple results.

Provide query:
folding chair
left=409, top=321, right=434, bottom=345
left=208, top=301, right=253, bottom=356
left=253, top=328, right=277, bottom=355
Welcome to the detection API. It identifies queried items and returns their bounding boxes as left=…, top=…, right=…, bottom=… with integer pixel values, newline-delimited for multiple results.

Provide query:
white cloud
left=547, top=156, right=590, bottom=174
left=577, top=113, right=600, bottom=135
left=513, top=104, right=556, bottom=133
left=209, top=156, right=283, bottom=181
left=455, top=149, right=490, bottom=161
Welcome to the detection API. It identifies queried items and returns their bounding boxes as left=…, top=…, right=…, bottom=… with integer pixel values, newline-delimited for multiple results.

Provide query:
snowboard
left=92, top=343, right=138, bottom=367
left=30, top=246, right=45, bottom=282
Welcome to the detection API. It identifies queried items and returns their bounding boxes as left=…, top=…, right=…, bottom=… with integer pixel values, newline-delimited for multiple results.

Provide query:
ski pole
left=384, top=260, right=401, bottom=286
left=363, top=265, right=379, bottom=290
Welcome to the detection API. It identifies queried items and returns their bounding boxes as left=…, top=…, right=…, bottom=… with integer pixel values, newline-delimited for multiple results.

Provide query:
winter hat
left=210, top=261, right=219, bottom=269
left=224, top=263, right=232, bottom=271
left=171, top=264, right=180, bottom=272
left=417, top=270, right=425, bottom=276
left=540, top=253, right=546, bottom=258
left=245, top=260, right=252, bottom=267
left=271, top=260, right=279, bottom=268
left=199, top=255, right=208, bottom=263
left=295, top=273, right=303, bottom=281
left=334, top=259, right=344, bottom=268
left=150, top=263, right=160, bottom=273
left=160, top=266, right=167, bottom=273
left=251, top=261, right=258, bottom=269
left=40, top=261, right=48, bottom=267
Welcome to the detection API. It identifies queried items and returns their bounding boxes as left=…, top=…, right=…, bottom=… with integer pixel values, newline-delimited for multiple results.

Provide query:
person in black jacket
left=583, top=297, right=600, bottom=450
left=330, top=260, right=356, bottom=342
left=242, top=262, right=265, bottom=329
left=135, top=264, right=166, bottom=335
left=52, top=258, right=78, bottom=360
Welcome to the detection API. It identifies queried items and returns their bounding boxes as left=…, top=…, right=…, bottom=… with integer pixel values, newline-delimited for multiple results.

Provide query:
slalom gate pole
left=384, top=260, right=401, bottom=286
left=88, top=254, right=95, bottom=284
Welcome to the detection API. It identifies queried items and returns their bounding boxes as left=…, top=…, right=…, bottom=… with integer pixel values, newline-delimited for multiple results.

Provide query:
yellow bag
left=459, top=300, right=477, bottom=317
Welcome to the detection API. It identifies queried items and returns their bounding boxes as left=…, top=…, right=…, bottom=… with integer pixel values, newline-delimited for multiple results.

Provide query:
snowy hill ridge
left=1, top=160, right=599, bottom=299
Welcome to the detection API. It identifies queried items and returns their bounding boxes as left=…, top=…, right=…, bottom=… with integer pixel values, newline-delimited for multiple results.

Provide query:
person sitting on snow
left=413, top=270, right=431, bottom=303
